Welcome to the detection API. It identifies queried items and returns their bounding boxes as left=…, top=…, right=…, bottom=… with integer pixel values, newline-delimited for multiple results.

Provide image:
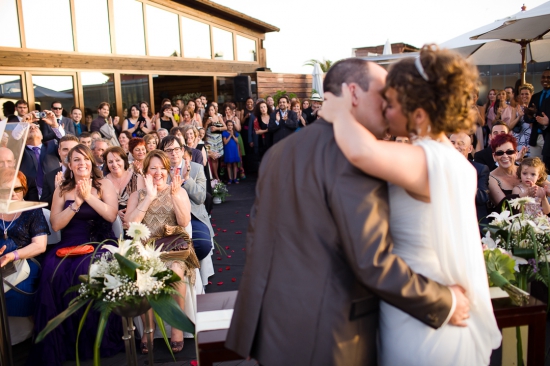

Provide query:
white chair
left=112, top=216, right=123, bottom=239
left=42, top=208, right=61, bottom=245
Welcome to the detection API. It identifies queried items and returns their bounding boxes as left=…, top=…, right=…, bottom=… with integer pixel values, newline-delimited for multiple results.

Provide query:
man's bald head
left=449, top=132, right=472, bottom=159
left=0, top=147, right=15, bottom=168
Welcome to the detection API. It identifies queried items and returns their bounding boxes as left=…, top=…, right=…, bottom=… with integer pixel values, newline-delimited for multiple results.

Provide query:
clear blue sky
left=214, top=0, right=547, bottom=74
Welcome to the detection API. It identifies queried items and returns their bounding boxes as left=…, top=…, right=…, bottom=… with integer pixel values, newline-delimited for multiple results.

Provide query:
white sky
left=213, top=0, right=548, bottom=74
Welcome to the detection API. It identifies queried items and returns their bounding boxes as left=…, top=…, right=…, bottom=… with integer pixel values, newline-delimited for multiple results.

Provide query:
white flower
left=103, top=240, right=136, bottom=257
left=138, top=243, right=163, bottom=260
left=126, top=222, right=151, bottom=241
left=104, top=274, right=123, bottom=290
left=509, top=197, right=537, bottom=210
left=136, top=268, right=157, bottom=295
left=481, top=231, right=500, bottom=249
left=487, top=210, right=511, bottom=223
left=512, top=256, right=529, bottom=272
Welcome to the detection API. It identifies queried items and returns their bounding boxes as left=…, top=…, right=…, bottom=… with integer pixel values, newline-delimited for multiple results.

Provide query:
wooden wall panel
left=152, top=75, right=214, bottom=110
left=255, top=72, right=313, bottom=99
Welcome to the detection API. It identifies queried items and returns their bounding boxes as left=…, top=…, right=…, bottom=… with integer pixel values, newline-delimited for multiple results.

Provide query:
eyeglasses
left=164, top=147, right=181, bottom=154
left=494, top=149, right=516, bottom=156
left=0, top=186, right=25, bottom=195
left=52, top=107, right=63, bottom=110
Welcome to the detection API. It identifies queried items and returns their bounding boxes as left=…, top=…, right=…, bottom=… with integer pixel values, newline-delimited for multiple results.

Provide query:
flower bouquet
left=35, top=223, right=194, bottom=365
left=211, top=179, right=230, bottom=203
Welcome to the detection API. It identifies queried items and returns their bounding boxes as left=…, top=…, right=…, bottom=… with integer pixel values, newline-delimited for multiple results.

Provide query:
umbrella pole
left=520, top=41, right=528, bottom=85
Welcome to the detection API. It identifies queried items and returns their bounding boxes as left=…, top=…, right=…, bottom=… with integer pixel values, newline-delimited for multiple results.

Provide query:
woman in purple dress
left=31, top=145, right=123, bottom=366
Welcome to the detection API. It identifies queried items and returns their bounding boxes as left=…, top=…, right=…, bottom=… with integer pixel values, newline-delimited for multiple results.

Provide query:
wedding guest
left=144, top=134, right=158, bottom=152
left=90, top=102, right=120, bottom=137
left=70, top=107, right=86, bottom=136
left=172, top=106, right=181, bottom=124
left=512, top=84, right=535, bottom=157
left=184, top=126, right=207, bottom=166
left=79, top=132, right=92, bottom=148
left=139, top=101, right=153, bottom=131
left=195, top=97, right=205, bottom=120
left=530, top=68, right=550, bottom=164
left=157, top=104, right=177, bottom=132
left=223, top=121, right=241, bottom=184
left=118, top=130, right=131, bottom=154
left=291, top=101, right=307, bottom=130
left=303, top=93, right=323, bottom=125
left=84, top=114, right=93, bottom=132
left=266, top=96, right=275, bottom=110
left=32, top=145, right=122, bottom=365
left=125, top=150, right=197, bottom=354
left=188, top=100, right=202, bottom=124
left=129, top=137, right=147, bottom=174
left=51, top=101, right=76, bottom=136
left=90, top=131, right=102, bottom=141
left=204, top=105, right=226, bottom=181
left=268, top=96, right=298, bottom=144
left=474, top=121, right=510, bottom=171
left=488, top=134, right=521, bottom=210
left=179, top=109, right=201, bottom=129
left=122, top=104, right=149, bottom=138
left=157, top=128, right=169, bottom=141
left=253, top=100, right=272, bottom=157
left=512, top=157, right=550, bottom=215
left=482, top=89, right=497, bottom=128
left=394, top=136, right=410, bottom=143
left=224, top=104, right=245, bottom=179
left=91, top=138, right=110, bottom=169
left=302, top=99, right=310, bottom=111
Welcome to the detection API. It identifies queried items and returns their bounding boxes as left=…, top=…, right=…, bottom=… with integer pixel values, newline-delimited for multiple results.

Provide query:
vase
left=213, top=196, right=222, bottom=204
left=112, top=297, right=151, bottom=317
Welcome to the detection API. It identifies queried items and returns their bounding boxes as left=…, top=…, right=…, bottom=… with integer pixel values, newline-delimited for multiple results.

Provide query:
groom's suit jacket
left=225, top=120, right=453, bottom=366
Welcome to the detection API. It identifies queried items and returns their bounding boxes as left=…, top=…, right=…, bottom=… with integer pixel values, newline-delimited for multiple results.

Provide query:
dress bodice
left=0, top=208, right=49, bottom=252
left=61, top=200, right=113, bottom=243
left=138, top=187, right=178, bottom=239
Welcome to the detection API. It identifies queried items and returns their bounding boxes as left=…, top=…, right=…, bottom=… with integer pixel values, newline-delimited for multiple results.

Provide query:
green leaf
left=93, top=310, right=111, bottom=366
left=154, top=310, right=176, bottom=362
left=512, top=248, right=536, bottom=260
left=76, top=301, right=93, bottom=366
left=484, top=249, right=516, bottom=286
left=148, top=295, right=195, bottom=334
left=114, top=253, right=141, bottom=280
left=36, top=298, right=91, bottom=343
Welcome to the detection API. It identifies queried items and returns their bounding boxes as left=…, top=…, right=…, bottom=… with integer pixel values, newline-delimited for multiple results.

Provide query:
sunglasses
left=52, top=107, right=63, bottom=110
left=494, top=149, right=516, bottom=156
left=0, top=186, right=25, bottom=195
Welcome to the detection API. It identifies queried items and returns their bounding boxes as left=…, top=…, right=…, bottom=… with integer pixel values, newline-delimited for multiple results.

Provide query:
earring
left=70, top=170, right=73, bottom=179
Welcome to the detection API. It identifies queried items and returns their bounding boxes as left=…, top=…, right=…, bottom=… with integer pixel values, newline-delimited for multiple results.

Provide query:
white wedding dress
left=379, top=139, right=502, bottom=366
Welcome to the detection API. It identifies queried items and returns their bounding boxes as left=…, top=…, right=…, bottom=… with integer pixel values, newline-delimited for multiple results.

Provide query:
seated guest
left=91, top=138, right=111, bottom=171
left=40, top=135, right=80, bottom=210
left=157, top=128, right=169, bottom=141
left=103, top=146, right=140, bottom=228
left=171, top=127, right=203, bottom=165
left=129, top=137, right=147, bottom=175
left=184, top=126, right=208, bottom=167
left=474, top=121, right=510, bottom=172
left=125, top=150, right=197, bottom=354
left=488, top=134, right=521, bottom=211
left=118, top=130, right=131, bottom=155
left=31, top=145, right=123, bottom=365
left=79, top=132, right=92, bottom=148
left=144, top=133, right=158, bottom=152
left=450, top=132, right=490, bottom=228
left=0, top=169, right=48, bottom=344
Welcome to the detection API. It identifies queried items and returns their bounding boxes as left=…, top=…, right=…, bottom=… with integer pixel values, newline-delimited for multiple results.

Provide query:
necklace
left=1, top=213, right=20, bottom=239
left=110, top=171, right=129, bottom=193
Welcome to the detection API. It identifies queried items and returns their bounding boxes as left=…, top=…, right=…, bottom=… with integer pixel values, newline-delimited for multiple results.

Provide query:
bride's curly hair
left=59, top=144, right=103, bottom=198
left=386, top=44, right=479, bottom=135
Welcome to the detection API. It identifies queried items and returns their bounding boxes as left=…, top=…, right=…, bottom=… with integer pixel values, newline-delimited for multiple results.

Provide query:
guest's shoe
left=239, top=172, right=246, bottom=180
left=234, top=179, right=239, bottom=184
left=140, top=341, right=150, bottom=354
left=170, top=340, right=184, bottom=353
left=227, top=180, right=232, bottom=185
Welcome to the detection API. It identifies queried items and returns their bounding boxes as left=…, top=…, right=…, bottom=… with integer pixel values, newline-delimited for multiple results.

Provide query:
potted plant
left=211, top=180, right=229, bottom=204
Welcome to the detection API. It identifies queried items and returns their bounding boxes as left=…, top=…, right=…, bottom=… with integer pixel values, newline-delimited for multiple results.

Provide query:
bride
left=320, top=45, right=501, bottom=365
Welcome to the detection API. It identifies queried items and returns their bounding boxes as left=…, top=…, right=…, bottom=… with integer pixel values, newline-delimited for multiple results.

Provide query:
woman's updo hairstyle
left=386, top=44, right=479, bottom=136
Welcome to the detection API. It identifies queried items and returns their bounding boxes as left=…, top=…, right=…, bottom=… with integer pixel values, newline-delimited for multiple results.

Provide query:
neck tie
left=57, top=118, right=61, bottom=127
left=32, top=147, right=43, bottom=195
left=541, top=90, right=549, bottom=106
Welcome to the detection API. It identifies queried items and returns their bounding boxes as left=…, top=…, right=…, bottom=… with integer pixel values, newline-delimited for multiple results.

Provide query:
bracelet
left=13, top=250, right=19, bottom=261
left=137, top=207, right=147, bottom=213
left=69, top=203, right=80, bottom=213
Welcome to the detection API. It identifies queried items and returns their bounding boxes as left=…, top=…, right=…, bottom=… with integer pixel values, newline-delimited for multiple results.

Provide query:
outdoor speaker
left=234, top=76, right=251, bottom=102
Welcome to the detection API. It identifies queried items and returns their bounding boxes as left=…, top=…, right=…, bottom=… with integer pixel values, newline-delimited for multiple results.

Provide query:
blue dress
left=2, top=208, right=50, bottom=317
left=30, top=201, right=124, bottom=366
left=222, top=131, right=241, bottom=164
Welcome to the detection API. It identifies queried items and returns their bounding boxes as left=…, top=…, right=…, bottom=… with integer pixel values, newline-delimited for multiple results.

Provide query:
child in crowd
left=222, top=120, right=241, bottom=184
left=512, top=157, right=550, bottom=215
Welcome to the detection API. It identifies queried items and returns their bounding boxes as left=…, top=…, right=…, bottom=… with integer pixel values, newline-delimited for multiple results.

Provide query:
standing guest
left=7, top=99, right=28, bottom=122
left=201, top=95, right=208, bottom=111
left=195, top=97, right=205, bottom=120
left=103, top=146, right=140, bottom=229
left=179, top=109, right=201, bottom=129
left=187, top=100, right=201, bottom=124
left=495, top=90, right=520, bottom=129
left=530, top=68, right=550, bottom=167
left=268, top=96, right=298, bottom=144
left=50, top=101, right=76, bottom=136
left=224, top=104, right=246, bottom=179
left=488, top=134, right=521, bottom=210
left=144, top=134, right=158, bottom=152
left=204, top=105, right=226, bottom=181
left=84, top=113, right=93, bottom=132
left=266, top=96, right=275, bottom=110
left=505, top=86, right=516, bottom=105
left=482, top=89, right=498, bottom=128
left=2, top=101, right=15, bottom=120
left=90, top=102, right=120, bottom=137
left=471, top=90, right=485, bottom=152
left=118, top=130, right=131, bottom=154
left=160, top=98, right=172, bottom=108
left=157, top=128, right=169, bottom=141
left=40, top=135, right=79, bottom=210
left=79, top=132, right=92, bottom=148
left=240, top=97, right=255, bottom=156
left=158, top=104, right=178, bottom=131
left=91, top=138, right=111, bottom=170
left=184, top=126, right=208, bottom=167
left=172, top=106, right=181, bottom=124
left=450, top=132, right=489, bottom=228
left=31, top=145, right=123, bottom=365
left=198, top=127, right=206, bottom=144
left=253, top=100, right=273, bottom=157
left=70, top=107, right=86, bottom=136
left=90, top=131, right=102, bottom=141
left=512, top=84, right=535, bottom=157
left=175, top=98, right=185, bottom=114
left=171, top=127, right=203, bottom=165
left=129, top=137, right=147, bottom=174
left=303, top=93, right=323, bottom=125
left=301, top=99, right=310, bottom=111
left=291, top=101, right=307, bottom=130
left=122, top=104, right=149, bottom=138
left=474, top=122, right=511, bottom=172
left=222, top=120, right=241, bottom=184
left=139, top=101, right=154, bottom=131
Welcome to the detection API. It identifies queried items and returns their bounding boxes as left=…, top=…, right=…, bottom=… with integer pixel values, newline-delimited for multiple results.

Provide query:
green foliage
left=155, top=310, right=176, bottom=362
left=35, top=298, right=91, bottom=343
left=484, top=249, right=516, bottom=286
left=269, top=90, right=297, bottom=105
left=148, top=295, right=195, bottom=334
left=172, top=92, right=201, bottom=106
left=114, top=253, right=142, bottom=281
left=303, top=59, right=333, bottom=73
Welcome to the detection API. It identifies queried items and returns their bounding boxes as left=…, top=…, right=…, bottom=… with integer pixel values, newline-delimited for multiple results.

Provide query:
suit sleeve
left=39, top=121, right=58, bottom=142
left=40, top=173, right=55, bottom=210
left=329, top=165, right=452, bottom=329
left=183, top=165, right=206, bottom=205
left=24, top=179, right=39, bottom=202
left=476, top=165, right=490, bottom=206
left=285, top=111, right=298, bottom=130
left=90, top=120, right=101, bottom=132
left=267, top=112, right=281, bottom=132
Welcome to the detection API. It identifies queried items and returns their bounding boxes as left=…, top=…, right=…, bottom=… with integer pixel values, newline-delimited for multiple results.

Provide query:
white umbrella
left=383, top=39, right=392, bottom=55
left=312, top=63, right=324, bottom=98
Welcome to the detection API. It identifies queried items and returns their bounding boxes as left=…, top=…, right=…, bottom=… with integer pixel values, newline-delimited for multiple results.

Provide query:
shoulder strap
left=489, top=174, right=503, bottom=188
left=3, top=258, right=41, bottom=296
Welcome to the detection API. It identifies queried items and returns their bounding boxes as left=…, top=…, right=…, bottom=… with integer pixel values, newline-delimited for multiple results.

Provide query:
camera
left=34, top=111, right=47, bottom=119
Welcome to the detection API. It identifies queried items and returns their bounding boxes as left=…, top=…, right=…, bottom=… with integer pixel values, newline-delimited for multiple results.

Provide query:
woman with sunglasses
left=488, top=133, right=521, bottom=209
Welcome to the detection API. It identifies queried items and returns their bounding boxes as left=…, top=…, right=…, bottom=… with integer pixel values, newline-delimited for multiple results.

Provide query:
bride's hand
left=318, top=83, right=353, bottom=124
left=448, top=285, right=470, bottom=327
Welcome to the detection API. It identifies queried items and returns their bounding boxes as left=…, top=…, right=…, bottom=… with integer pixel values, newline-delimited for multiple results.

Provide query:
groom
left=225, top=58, right=470, bottom=366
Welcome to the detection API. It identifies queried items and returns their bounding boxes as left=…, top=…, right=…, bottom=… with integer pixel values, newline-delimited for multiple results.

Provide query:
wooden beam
left=16, top=0, right=26, bottom=48
left=213, top=76, right=218, bottom=103
left=178, top=15, right=185, bottom=58
left=69, top=0, right=78, bottom=52
left=113, top=72, right=122, bottom=118
left=107, top=0, right=116, bottom=54
left=148, top=74, right=155, bottom=114
left=209, top=25, right=215, bottom=60
left=142, top=2, right=150, bottom=57
left=24, top=72, right=34, bottom=110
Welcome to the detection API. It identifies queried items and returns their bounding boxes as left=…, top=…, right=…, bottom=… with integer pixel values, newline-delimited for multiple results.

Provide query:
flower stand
left=113, top=299, right=154, bottom=366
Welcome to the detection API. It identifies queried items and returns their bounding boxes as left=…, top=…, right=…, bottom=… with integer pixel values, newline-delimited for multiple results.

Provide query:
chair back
left=42, top=209, right=61, bottom=245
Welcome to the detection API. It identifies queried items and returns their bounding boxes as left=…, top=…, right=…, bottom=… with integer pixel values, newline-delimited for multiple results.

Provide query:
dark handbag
left=154, top=225, right=194, bottom=262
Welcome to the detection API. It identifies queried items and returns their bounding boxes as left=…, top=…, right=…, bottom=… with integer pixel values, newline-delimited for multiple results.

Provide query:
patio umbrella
left=312, top=63, right=324, bottom=98
left=441, top=1, right=550, bottom=82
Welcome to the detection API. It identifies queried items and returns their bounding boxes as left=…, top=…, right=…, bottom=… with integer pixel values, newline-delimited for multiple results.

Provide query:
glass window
left=22, top=0, right=74, bottom=51
left=82, top=72, right=115, bottom=121
left=181, top=16, right=211, bottom=59
left=146, top=5, right=180, bottom=57
left=121, top=74, right=150, bottom=116
left=216, top=77, right=234, bottom=104
left=74, top=0, right=111, bottom=54
left=31, top=75, right=74, bottom=114
left=236, top=35, right=256, bottom=62
left=0, top=75, right=23, bottom=119
left=0, top=0, right=21, bottom=48
left=212, top=27, right=234, bottom=60
left=113, top=0, right=145, bottom=55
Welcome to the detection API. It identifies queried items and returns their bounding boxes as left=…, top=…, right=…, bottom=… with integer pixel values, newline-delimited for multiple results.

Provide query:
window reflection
left=74, top=0, right=111, bottom=54
left=236, top=35, right=256, bottom=62
left=113, top=0, right=145, bottom=55
left=217, top=77, right=234, bottom=104
left=212, top=27, right=234, bottom=60
left=31, top=75, right=74, bottom=115
left=22, top=0, right=74, bottom=51
left=0, top=0, right=21, bottom=48
left=82, top=72, right=115, bottom=122
left=121, top=75, right=150, bottom=116
left=146, top=5, right=180, bottom=57
left=0, top=75, right=22, bottom=120
left=181, top=17, right=211, bottom=59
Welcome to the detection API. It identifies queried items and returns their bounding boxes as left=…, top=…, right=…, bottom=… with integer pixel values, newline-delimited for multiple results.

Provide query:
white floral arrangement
left=211, top=179, right=230, bottom=201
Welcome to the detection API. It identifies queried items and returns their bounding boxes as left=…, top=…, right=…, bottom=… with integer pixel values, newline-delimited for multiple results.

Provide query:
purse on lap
left=155, top=225, right=193, bottom=262
left=55, top=245, right=95, bottom=258
left=2, top=257, right=41, bottom=295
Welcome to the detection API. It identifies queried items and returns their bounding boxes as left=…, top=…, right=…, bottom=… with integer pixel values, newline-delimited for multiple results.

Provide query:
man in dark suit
left=474, top=121, right=509, bottom=171
left=0, top=146, right=38, bottom=201
left=50, top=101, right=76, bottom=136
left=40, top=135, right=79, bottom=209
left=529, top=68, right=550, bottom=168
left=7, top=99, right=29, bottom=122
left=226, top=59, right=468, bottom=365
left=90, top=102, right=120, bottom=138
left=267, top=96, right=298, bottom=144
left=20, top=124, right=60, bottom=197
